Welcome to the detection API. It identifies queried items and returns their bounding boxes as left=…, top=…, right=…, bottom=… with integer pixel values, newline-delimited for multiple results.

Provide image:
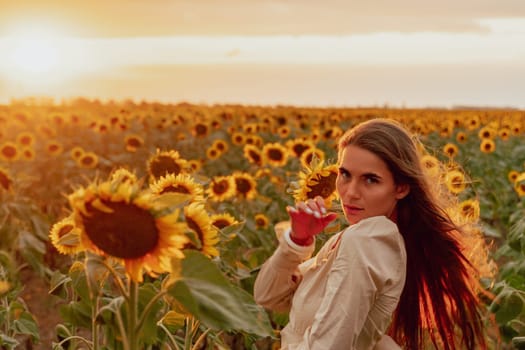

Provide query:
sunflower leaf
left=166, top=250, right=273, bottom=337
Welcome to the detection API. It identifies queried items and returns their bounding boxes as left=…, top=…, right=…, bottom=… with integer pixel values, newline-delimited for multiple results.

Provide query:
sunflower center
left=82, top=201, right=159, bottom=259
left=212, top=179, right=229, bottom=195
left=293, top=144, right=309, bottom=157
left=308, top=173, right=337, bottom=199
left=212, top=218, right=230, bottom=229
left=268, top=148, right=284, bottom=161
left=151, top=156, right=182, bottom=177
left=248, top=150, right=262, bottom=164
left=235, top=178, right=252, bottom=196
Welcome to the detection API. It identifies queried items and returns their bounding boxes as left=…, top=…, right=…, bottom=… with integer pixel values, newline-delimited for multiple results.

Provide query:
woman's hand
left=286, top=196, right=338, bottom=246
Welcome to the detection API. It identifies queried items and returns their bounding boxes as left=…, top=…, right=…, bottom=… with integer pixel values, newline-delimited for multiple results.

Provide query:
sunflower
left=212, top=139, right=229, bottom=153
left=206, top=175, right=236, bottom=201
left=277, top=125, right=291, bottom=139
left=230, top=132, right=245, bottom=145
left=0, top=142, right=19, bottom=162
left=206, top=146, right=221, bottom=160
left=443, top=143, right=459, bottom=158
left=67, top=180, right=189, bottom=282
left=300, top=148, right=325, bottom=169
left=183, top=202, right=219, bottom=257
left=76, top=151, right=99, bottom=169
left=254, top=213, right=270, bottom=229
left=21, top=147, right=35, bottom=161
left=147, top=149, right=188, bottom=179
left=457, top=199, right=480, bottom=222
left=192, top=122, right=209, bottom=138
left=150, top=173, right=204, bottom=203
left=420, top=154, right=441, bottom=178
left=243, top=144, right=263, bottom=166
left=49, top=215, right=84, bottom=255
left=109, top=168, right=138, bottom=185
left=498, top=128, right=511, bottom=141
left=455, top=132, right=468, bottom=144
left=514, top=172, right=525, bottom=197
left=444, top=169, right=467, bottom=194
left=478, top=126, right=496, bottom=140
left=286, top=138, right=314, bottom=158
left=293, top=162, right=338, bottom=207
left=245, top=135, right=263, bottom=147
left=464, top=115, right=480, bottom=130
left=262, top=142, right=289, bottom=167
left=232, top=171, right=258, bottom=200
left=125, top=134, right=144, bottom=152
left=243, top=123, right=259, bottom=134
left=508, top=170, right=520, bottom=183
left=479, top=139, right=496, bottom=154
left=70, top=146, right=85, bottom=160
left=46, top=140, right=64, bottom=157
left=187, top=159, right=202, bottom=173
left=16, top=131, right=35, bottom=147
left=0, top=166, right=12, bottom=191
left=210, top=213, right=238, bottom=230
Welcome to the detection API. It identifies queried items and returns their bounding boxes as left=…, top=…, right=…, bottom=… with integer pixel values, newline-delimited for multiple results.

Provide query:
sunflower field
left=0, top=98, right=524, bottom=349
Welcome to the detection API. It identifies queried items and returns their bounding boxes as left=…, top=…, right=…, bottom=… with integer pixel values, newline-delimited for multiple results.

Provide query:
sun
left=0, top=20, right=77, bottom=88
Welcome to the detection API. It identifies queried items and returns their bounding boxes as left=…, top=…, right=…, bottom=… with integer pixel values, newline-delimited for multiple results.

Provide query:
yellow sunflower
left=243, top=144, right=263, bottom=166
left=514, top=172, right=525, bottom=197
left=210, top=213, right=238, bottom=230
left=109, top=168, right=138, bottom=185
left=150, top=173, right=204, bottom=203
left=147, top=149, right=188, bottom=179
left=444, top=169, right=467, bottom=194
left=183, top=202, right=219, bottom=257
left=230, top=132, right=245, bottom=145
left=0, top=166, right=12, bottom=191
left=187, top=159, right=202, bottom=173
left=246, top=135, right=263, bottom=147
left=254, top=213, right=270, bottom=229
left=0, top=142, right=19, bottom=162
left=21, top=147, right=35, bottom=161
left=76, top=151, right=99, bottom=169
left=192, top=122, right=209, bottom=138
left=457, top=199, right=480, bottom=222
left=443, top=143, right=459, bottom=158
left=67, top=180, right=189, bottom=282
left=420, top=154, right=441, bottom=179
left=70, top=146, right=85, bottom=161
left=206, top=146, right=221, bottom=160
left=125, top=134, right=144, bottom=152
left=300, top=148, right=325, bottom=169
left=47, top=140, right=64, bottom=157
left=206, top=175, right=236, bottom=201
left=293, top=162, right=339, bottom=207
left=464, top=115, right=480, bottom=130
left=286, top=138, right=314, bottom=158
left=480, top=139, right=496, bottom=153
left=498, top=128, right=511, bottom=141
left=478, top=126, right=496, bottom=140
left=262, top=142, right=289, bottom=167
left=49, top=215, right=84, bottom=255
left=508, top=170, right=520, bottom=183
left=455, top=132, right=468, bottom=143
left=212, top=139, right=229, bottom=153
left=232, top=171, right=258, bottom=200
left=277, top=125, right=291, bottom=139
left=16, top=131, right=35, bottom=147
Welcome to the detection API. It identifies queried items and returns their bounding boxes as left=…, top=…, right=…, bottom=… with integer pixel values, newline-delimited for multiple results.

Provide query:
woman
left=254, top=118, right=488, bottom=349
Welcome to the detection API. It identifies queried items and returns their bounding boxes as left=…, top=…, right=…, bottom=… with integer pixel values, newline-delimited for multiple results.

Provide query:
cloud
left=1, top=0, right=525, bottom=37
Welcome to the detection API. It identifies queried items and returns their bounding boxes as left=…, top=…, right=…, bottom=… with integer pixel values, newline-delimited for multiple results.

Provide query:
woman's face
left=336, top=144, right=409, bottom=225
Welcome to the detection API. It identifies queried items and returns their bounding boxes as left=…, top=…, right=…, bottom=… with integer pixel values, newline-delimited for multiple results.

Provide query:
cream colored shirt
left=254, top=216, right=407, bottom=350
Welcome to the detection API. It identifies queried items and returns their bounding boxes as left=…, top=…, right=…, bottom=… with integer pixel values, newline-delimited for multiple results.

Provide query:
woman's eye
left=339, top=169, right=349, bottom=178
left=366, top=176, right=379, bottom=184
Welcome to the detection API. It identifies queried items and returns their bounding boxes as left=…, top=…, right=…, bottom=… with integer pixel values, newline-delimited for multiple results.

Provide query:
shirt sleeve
left=253, top=222, right=316, bottom=313
left=288, top=217, right=405, bottom=350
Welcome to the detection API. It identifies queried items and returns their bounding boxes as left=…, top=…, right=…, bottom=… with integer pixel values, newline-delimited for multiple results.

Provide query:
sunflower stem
left=136, top=289, right=167, bottom=335
left=159, top=322, right=181, bottom=350
left=128, top=280, right=139, bottom=350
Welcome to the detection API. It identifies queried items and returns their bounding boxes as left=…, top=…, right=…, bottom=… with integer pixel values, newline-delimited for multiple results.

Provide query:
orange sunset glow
left=1, top=0, right=525, bottom=107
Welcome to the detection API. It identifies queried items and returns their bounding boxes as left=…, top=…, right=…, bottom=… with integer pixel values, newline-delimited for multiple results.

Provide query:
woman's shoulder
left=345, top=216, right=400, bottom=239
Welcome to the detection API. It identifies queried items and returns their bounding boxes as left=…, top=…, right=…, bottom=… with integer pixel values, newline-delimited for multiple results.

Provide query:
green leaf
left=167, top=250, right=273, bottom=337
left=0, top=333, right=19, bottom=349
left=495, top=292, right=524, bottom=325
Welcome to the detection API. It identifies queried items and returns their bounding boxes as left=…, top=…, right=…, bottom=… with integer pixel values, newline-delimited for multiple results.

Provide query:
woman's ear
left=395, top=184, right=410, bottom=199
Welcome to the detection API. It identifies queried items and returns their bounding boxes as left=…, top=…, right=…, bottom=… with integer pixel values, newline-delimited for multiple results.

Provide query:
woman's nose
left=341, top=180, right=360, bottom=199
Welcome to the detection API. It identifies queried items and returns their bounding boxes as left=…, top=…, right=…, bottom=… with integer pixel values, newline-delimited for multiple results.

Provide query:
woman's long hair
left=338, top=118, right=489, bottom=350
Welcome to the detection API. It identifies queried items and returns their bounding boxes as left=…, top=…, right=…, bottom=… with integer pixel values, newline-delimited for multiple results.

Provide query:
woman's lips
left=344, top=205, right=364, bottom=216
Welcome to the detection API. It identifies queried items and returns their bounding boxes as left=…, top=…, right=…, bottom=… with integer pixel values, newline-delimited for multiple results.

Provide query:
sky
left=0, top=0, right=524, bottom=108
